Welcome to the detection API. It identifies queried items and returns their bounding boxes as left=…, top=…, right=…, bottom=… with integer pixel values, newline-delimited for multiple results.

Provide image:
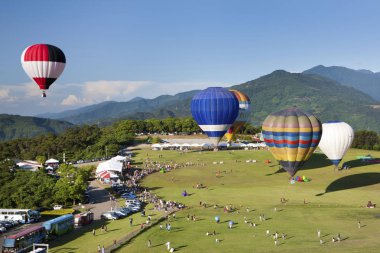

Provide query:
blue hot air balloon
left=191, top=87, right=239, bottom=146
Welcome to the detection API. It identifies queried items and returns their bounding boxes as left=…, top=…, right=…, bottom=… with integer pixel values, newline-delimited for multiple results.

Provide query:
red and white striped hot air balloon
left=21, top=44, right=66, bottom=97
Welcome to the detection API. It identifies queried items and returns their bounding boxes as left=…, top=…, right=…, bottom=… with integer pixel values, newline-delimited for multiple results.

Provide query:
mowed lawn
left=114, top=148, right=380, bottom=253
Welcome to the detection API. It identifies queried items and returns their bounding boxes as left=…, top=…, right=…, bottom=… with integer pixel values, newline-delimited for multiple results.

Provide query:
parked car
left=0, top=226, right=6, bottom=233
left=100, top=212, right=118, bottom=220
left=53, top=205, right=63, bottom=210
left=1, top=221, right=13, bottom=228
left=121, top=193, right=137, bottom=199
left=125, top=199, right=140, bottom=205
left=113, top=209, right=128, bottom=218
left=120, top=207, right=132, bottom=215
left=125, top=204, right=141, bottom=212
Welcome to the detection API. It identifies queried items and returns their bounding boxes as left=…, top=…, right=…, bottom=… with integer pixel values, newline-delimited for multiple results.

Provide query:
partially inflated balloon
left=21, top=44, right=66, bottom=97
left=318, top=121, right=354, bottom=167
left=262, top=108, right=322, bottom=176
left=191, top=87, right=239, bottom=146
left=225, top=90, right=251, bottom=142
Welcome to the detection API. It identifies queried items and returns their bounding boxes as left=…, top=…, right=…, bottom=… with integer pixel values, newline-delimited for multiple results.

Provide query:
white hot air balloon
left=318, top=121, right=354, bottom=168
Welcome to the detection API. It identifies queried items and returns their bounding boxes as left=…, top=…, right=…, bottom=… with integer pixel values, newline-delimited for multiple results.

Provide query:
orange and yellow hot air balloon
left=225, top=90, right=251, bottom=143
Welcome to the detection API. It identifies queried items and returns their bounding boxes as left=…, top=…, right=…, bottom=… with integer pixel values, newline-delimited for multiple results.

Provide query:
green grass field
left=52, top=148, right=380, bottom=253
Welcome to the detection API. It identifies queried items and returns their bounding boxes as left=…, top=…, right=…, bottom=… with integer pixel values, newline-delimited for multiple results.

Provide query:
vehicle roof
left=43, top=214, right=74, bottom=226
left=6, top=225, right=44, bottom=239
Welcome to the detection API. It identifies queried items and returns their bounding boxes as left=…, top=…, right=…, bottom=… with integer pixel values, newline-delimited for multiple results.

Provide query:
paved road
left=84, top=180, right=117, bottom=220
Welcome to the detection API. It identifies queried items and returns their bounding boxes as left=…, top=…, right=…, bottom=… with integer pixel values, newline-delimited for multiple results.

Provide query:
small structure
left=74, top=212, right=94, bottom=227
left=45, top=158, right=59, bottom=168
left=16, top=160, right=42, bottom=172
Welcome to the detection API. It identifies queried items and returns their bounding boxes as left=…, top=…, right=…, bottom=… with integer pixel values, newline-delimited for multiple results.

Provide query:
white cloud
left=82, top=80, right=152, bottom=103
left=0, top=87, right=16, bottom=102
left=0, top=79, right=230, bottom=115
left=61, top=95, right=83, bottom=106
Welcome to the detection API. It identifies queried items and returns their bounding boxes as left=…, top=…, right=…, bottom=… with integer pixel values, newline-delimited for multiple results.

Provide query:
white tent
left=162, top=143, right=171, bottom=148
left=259, top=143, right=267, bottom=147
left=190, top=143, right=201, bottom=147
left=45, top=158, right=59, bottom=164
left=111, top=155, right=127, bottom=162
left=151, top=144, right=162, bottom=148
left=96, top=160, right=123, bottom=174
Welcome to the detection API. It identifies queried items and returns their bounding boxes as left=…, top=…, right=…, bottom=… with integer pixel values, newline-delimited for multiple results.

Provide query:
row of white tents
left=96, top=155, right=130, bottom=180
left=151, top=142, right=267, bottom=150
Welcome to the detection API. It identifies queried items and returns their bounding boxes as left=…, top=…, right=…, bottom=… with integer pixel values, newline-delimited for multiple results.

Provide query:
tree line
left=0, top=160, right=92, bottom=208
left=352, top=130, right=380, bottom=150
left=0, top=117, right=262, bottom=162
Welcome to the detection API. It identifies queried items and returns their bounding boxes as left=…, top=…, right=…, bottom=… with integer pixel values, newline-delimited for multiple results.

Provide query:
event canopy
left=45, top=158, right=59, bottom=164
left=97, top=170, right=119, bottom=179
left=96, top=160, right=123, bottom=174
left=111, top=155, right=127, bottom=162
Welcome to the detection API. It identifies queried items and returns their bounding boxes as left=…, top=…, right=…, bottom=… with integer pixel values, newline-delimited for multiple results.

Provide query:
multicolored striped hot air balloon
left=318, top=121, right=354, bottom=168
left=191, top=87, right=239, bottom=147
left=225, top=90, right=251, bottom=143
left=21, top=44, right=66, bottom=97
left=262, top=108, right=322, bottom=176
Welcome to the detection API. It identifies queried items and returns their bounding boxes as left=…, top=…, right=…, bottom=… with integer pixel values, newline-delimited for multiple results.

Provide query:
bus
left=2, top=226, right=46, bottom=253
left=0, top=209, right=41, bottom=224
left=42, top=214, right=74, bottom=239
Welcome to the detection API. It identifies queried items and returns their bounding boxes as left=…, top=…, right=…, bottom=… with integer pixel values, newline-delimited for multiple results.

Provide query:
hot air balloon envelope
left=318, top=121, right=354, bottom=166
left=262, top=108, right=322, bottom=176
left=225, top=90, right=251, bottom=142
left=21, top=44, right=66, bottom=97
left=191, top=87, right=239, bottom=146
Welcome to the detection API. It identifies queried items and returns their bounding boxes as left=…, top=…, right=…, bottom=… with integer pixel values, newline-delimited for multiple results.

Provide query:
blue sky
left=1, top=0, right=380, bottom=115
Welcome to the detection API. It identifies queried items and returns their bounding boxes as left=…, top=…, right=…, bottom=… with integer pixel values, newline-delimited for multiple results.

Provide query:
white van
left=125, top=199, right=140, bottom=205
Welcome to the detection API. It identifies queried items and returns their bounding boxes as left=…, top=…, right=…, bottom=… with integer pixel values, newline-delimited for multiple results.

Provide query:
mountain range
left=37, top=68, right=380, bottom=133
left=0, top=114, right=73, bottom=141
left=303, top=65, right=380, bottom=100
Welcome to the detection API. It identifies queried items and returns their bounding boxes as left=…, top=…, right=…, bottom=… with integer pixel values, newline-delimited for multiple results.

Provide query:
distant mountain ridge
left=37, top=70, right=380, bottom=133
left=303, top=65, right=380, bottom=101
left=0, top=114, right=73, bottom=141
left=38, top=90, right=200, bottom=125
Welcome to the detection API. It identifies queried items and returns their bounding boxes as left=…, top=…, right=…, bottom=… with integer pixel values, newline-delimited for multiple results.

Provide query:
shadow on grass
left=52, top=248, right=78, bottom=253
left=266, top=153, right=332, bottom=176
left=151, top=243, right=165, bottom=248
left=343, top=158, right=380, bottom=169
left=316, top=172, right=380, bottom=196
left=145, top=186, right=163, bottom=191
left=176, top=245, right=188, bottom=250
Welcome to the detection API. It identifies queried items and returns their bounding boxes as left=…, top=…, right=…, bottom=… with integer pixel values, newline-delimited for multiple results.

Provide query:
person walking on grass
left=129, top=218, right=133, bottom=226
left=148, top=239, right=151, bottom=247
left=97, top=244, right=101, bottom=253
left=317, top=229, right=321, bottom=238
left=93, top=228, right=96, bottom=236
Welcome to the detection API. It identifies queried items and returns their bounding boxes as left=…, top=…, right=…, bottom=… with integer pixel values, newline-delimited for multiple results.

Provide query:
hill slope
left=38, top=90, right=199, bottom=125
left=303, top=65, right=380, bottom=100
left=38, top=71, right=380, bottom=132
left=232, top=70, right=380, bottom=132
left=0, top=114, right=73, bottom=141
